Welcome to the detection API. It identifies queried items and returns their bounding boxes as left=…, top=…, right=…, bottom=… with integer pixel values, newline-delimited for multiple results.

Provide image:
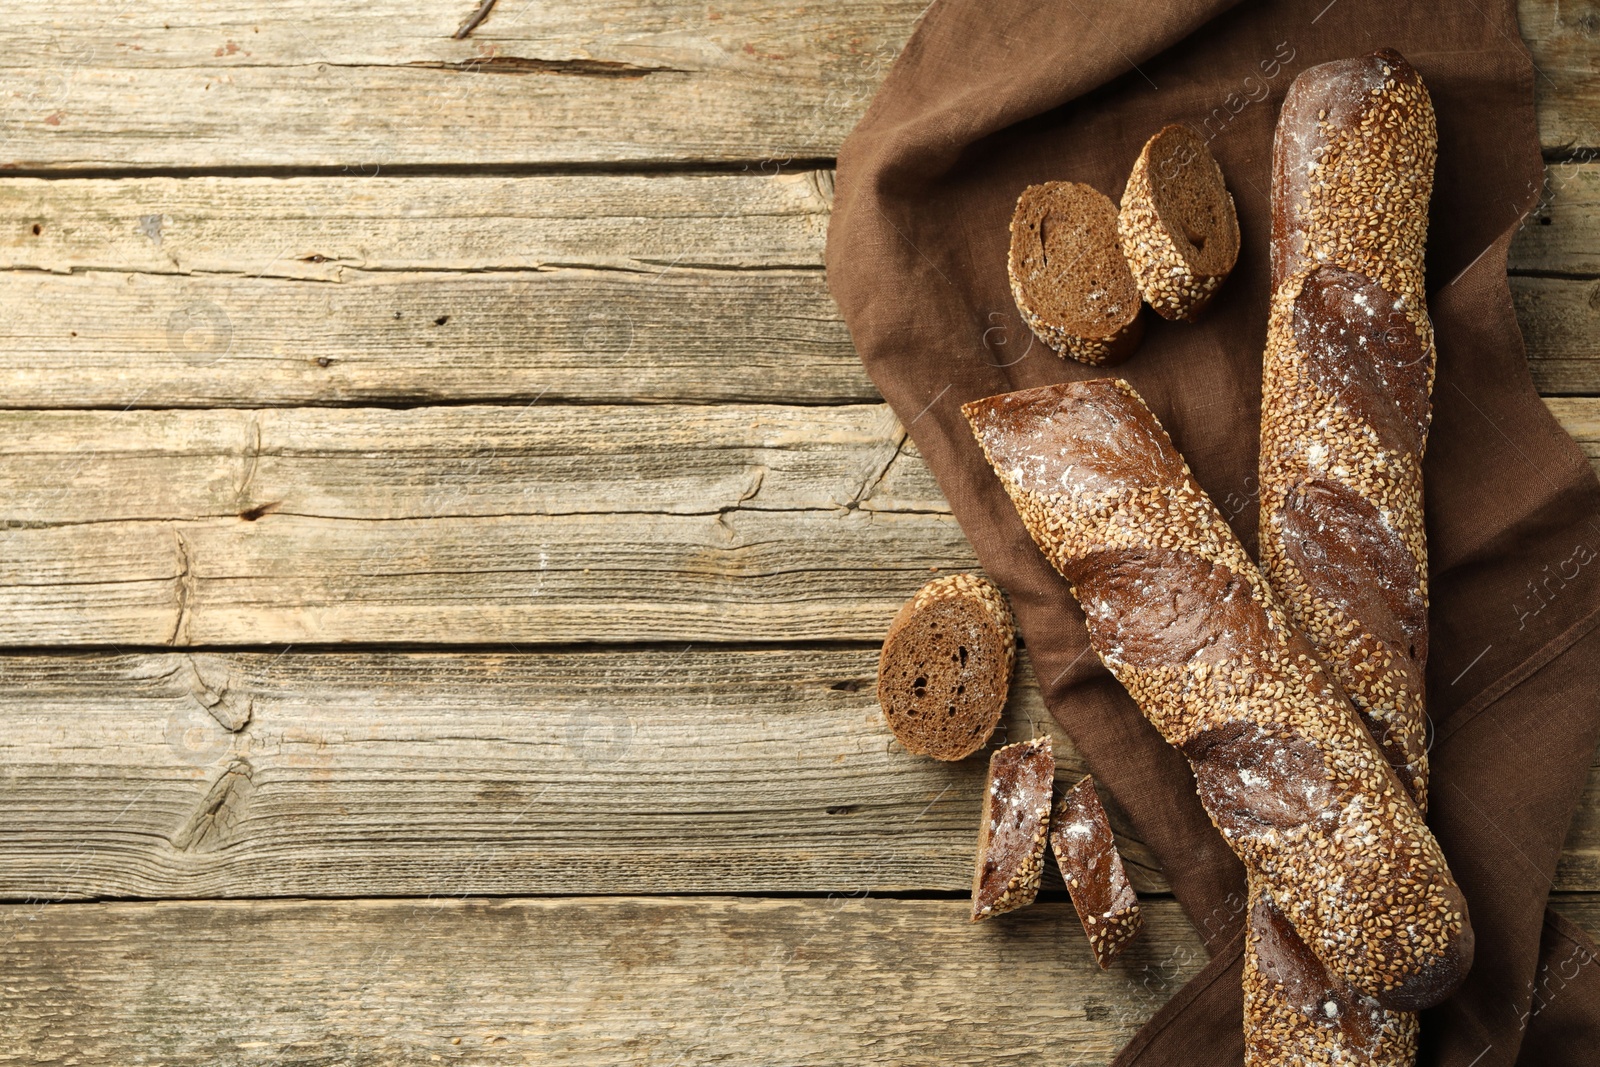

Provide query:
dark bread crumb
left=971, top=735, right=1053, bottom=921
left=1118, top=124, right=1240, bottom=321
left=877, top=574, right=1016, bottom=761
left=1008, top=181, right=1143, bottom=366
left=1051, top=775, right=1143, bottom=968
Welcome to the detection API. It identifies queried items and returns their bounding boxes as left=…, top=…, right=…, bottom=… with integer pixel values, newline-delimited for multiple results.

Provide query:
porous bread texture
left=1052, top=775, right=1143, bottom=968
left=1118, top=124, right=1241, bottom=321
left=877, top=573, right=1016, bottom=761
left=971, top=736, right=1054, bottom=921
left=1008, top=181, right=1144, bottom=366
left=962, top=378, right=1472, bottom=1011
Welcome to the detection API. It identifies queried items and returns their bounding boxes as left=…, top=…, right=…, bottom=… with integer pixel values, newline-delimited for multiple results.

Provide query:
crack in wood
left=169, top=529, right=194, bottom=647
left=171, top=758, right=254, bottom=854
left=184, top=654, right=254, bottom=733
left=407, top=56, right=692, bottom=78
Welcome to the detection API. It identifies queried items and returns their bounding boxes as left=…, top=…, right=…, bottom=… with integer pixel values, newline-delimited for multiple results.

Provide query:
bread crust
left=1008, top=181, right=1144, bottom=366
left=1117, top=124, right=1240, bottom=321
left=1052, top=774, right=1143, bottom=968
left=963, top=378, right=1472, bottom=1011
left=971, top=736, right=1054, bottom=920
left=1247, top=50, right=1440, bottom=1065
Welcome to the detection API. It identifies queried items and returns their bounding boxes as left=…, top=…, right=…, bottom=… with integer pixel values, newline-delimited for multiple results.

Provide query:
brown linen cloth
left=825, top=0, right=1600, bottom=1062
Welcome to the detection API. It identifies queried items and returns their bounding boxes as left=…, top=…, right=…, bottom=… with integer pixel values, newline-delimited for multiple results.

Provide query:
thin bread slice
left=1008, top=181, right=1144, bottom=366
left=1050, top=775, right=1144, bottom=968
left=1118, top=124, right=1240, bottom=321
left=876, top=574, right=1016, bottom=761
left=971, top=735, right=1054, bottom=921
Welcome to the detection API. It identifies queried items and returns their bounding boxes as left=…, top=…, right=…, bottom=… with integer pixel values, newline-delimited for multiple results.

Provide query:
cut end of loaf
left=1051, top=775, right=1143, bottom=968
left=876, top=573, right=1016, bottom=761
left=971, top=735, right=1053, bottom=921
left=1118, top=124, right=1240, bottom=321
left=1008, top=182, right=1143, bottom=366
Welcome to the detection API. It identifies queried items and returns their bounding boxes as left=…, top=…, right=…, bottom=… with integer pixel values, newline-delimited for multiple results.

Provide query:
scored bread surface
left=1008, top=181, right=1144, bottom=366
left=963, top=378, right=1471, bottom=1011
left=877, top=573, right=1017, bottom=761
left=971, top=736, right=1054, bottom=921
left=1246, top=49, right=1440, bottom=1066
left=1118, top=124, right=1241, bottom=321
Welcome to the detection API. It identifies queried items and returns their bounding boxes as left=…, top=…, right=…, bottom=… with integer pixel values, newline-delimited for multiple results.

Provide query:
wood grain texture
left=0, top=0, right=913, bottom=169
left=0, top=165, right=1596, bottom=407
left=0, top=894, right=1591, bottom=1065
left=0, top=0, right=1588, bottom=171
left=0, top=646, right=1594, bottom=902
left=0, top=402, right=975, bottom=645
left=0, top=400, right=1596, bottom=646
left=0, top=171, right=859, bottom=406
left=0, top=648, right=1161, bottom=901
left=1512, top=276, right=1600, bottom=396
left=0, top=894, right=1219, bottom=1066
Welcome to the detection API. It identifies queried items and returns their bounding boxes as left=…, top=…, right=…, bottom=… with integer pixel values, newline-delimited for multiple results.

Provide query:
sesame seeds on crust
left=1118, top=125, right=1240, bottom=322
left=963, top=378, right=1470, bottom=1009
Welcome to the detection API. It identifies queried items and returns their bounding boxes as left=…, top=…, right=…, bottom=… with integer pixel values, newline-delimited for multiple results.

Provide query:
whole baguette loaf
left=1245, top=49, right=1440, bottom=1065
left=963, top=378, right=1472, bottom=1011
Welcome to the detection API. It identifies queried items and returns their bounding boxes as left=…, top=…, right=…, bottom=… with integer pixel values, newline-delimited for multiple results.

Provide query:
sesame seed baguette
left=971, top=735, right=1054, bottom=921
left=1245, top=51, right=1440, bottom=1065
left=963, top=378, right=1473, bottom=1012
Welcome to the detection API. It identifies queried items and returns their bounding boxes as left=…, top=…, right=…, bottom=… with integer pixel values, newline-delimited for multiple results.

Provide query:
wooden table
left=0, top=1, right=1595, bottom=1061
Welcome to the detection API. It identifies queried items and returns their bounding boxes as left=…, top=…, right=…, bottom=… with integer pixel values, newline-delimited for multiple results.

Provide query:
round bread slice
left=876, top=573, right=1016, bottom=761
left=1008, top=181, right=1144, bottom=366
left=1117, top=124, right=1240, bottom=321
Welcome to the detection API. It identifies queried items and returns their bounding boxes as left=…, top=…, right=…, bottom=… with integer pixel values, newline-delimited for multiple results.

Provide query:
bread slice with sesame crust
left=877, top=574, right=1016, bottom=761
left=971, top=735, right=1053, bottom=921
left=1051, top=775, right=1143, bottom=968
left=1118, top=124, right=1240, bottom=321
left=1008, top=182, right=1144, bottom=366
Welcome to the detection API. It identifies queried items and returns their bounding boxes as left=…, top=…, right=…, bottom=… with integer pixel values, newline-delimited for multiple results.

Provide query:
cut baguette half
left=1008, top=181, right=1144, bottom=366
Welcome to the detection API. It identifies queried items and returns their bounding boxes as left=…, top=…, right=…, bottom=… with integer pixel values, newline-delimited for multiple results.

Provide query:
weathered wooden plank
left=1, top=399, right=1598, bottom=645
left=0, top=267, right=868, bottom=407
left=1513, top=160, right=1600, bottom=274
left=0, top=0, right=1587, bottom=172
left=0, top=402, right=968, bottom=645
left=1517, top=0, right=1600, bottom=152
left=0, top=648, right=1144, bottom=901
left=0, top=0, right=912, bottom=169
left=0, top=173, right=834, bottom=276
left=0, top=895, right=1217, bottom=1066
left=0, top=645, right=1595, bottom=902
left=1, top=165, right=1598, bottom=407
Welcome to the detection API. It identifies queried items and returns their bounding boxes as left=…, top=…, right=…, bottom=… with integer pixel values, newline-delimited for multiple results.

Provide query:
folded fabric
left=825, top=0, right=1600, bottom=1061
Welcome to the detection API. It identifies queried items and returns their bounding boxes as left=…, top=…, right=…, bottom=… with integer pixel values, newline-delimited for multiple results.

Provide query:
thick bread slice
left=971, top=735, right=1054, bottom=921
left=1051, top=775, right=1143, bottom=968
left=1008, top=181, right=1144, bottom=366
left=877, top=573, right=1016, bottom=761
left=1118, top=124, right=1240, bottom=321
